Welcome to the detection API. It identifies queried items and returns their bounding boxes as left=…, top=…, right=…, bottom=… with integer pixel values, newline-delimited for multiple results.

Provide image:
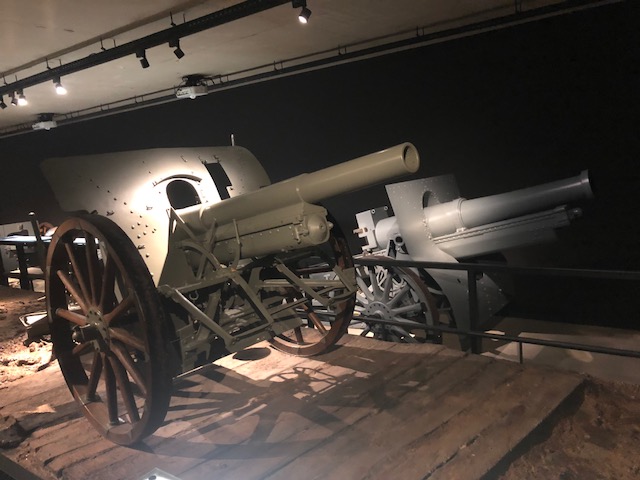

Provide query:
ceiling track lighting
left=0, top=96, right=7, bottom=110
left=169, top=38, right=185, bottom=59
left=10, top=92, right=17, bottom=106
left=53, top=77, right=67, bottom=95
left=136, top=50, right=150, bottom=69
left=299, top=6, right=311, bottom=23
left=0, top=0, right=294, bottom=103
left=17, top=90, right=28, bottom=106
left=292, top=0, right=311, bottom=23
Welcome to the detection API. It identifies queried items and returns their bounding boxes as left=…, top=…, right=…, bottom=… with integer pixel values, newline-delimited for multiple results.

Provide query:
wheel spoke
left=293, top=326, right=304, bottom=344
left=306, top=310, right=328, bottom=334
left=72, top=341, right=94, bottom=356
left=56, top=269, right=89, bottom=314
left=86, top=351, right=103, bottom=401
left=110, top=327, right=146, bottom=352
left=355, top=297, right=369, bottom=310
left=387, top=283, right=411, bottom=308
left=100, top=255, right=116, bottom=312
left=369, top=268, right=382, bottom=299
left=56, top=308, right=87, bottom=327
left=391, top=303, right=424, bottom=315
left=108, top=355, right=140, bottom=423
left=85, top=233, right=102, bottom=305
left=64, top=242, right=91, bottom=308
left=356, top=276, right=374, bottom=301
left=381, top=271, right=393, bottom=301
left=111, top=341, right=148, bottom=397
left=103, top=353, right=119, bottom=425
left=103, top=295, right=134, bottom=325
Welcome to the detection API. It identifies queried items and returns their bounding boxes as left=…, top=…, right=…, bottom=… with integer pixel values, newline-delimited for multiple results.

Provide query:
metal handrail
left=353, top=256, right=640, bottom=363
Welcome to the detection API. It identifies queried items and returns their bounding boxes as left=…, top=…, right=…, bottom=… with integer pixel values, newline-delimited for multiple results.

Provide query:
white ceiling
left=0, top=0, right=613, bottom=136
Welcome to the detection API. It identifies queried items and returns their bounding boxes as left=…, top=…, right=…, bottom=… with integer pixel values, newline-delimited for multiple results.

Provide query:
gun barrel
left=179, top=143, right=419, bottom=232
left=426, top=170, right=593, bottom=238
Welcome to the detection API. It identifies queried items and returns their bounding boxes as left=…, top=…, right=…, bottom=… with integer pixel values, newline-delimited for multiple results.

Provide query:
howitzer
left=40, top=143, right=418, bottom=445
left=352, top=171, right=593, bottom=343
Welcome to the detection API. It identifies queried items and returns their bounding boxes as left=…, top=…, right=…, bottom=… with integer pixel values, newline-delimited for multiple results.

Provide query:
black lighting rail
left=0, top=0, right=291, bottom=98
left=0, top=0, right=623, bottom=138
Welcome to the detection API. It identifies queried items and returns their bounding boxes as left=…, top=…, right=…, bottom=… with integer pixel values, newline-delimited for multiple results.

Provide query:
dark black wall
left=1, top=2, right=638, bottom=281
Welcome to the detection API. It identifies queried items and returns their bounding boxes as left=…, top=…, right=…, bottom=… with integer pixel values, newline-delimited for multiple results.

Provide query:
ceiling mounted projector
left=32, top=120, right=57, bottom=130
left=175, top=74, right=210, bottom=99
left=32, top=113, right=57, bottom=131
left=175, top=85, right=208, bottom=99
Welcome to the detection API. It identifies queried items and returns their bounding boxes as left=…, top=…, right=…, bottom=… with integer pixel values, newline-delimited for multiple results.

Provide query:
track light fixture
left=10, top=92, right=17, bottom=106
left=53, top=77, right=67, bottom=95
left=0, top=96, right=6, bottom=110
left=298, top=6, right=311, bottom=23
left=17, top=90, right=28, bottom=106
left=169, top=38, right=185, bottom=59
left=136, top=50, right=150, bottom=69
left=292, top=0, right=311, bottom=23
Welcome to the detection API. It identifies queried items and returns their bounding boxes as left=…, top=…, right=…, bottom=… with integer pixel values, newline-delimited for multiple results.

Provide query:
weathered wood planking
left=1, top=335, right=583, bottom=480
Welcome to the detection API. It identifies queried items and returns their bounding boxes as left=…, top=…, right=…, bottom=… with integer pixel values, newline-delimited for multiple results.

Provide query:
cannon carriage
left=41, top=143, right=419, bottom=445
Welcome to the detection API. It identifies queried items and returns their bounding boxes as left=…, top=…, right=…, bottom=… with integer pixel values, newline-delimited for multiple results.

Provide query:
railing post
left=518, top=342, right=524, bottom=364
left=467, top=268, right=481, bottom=354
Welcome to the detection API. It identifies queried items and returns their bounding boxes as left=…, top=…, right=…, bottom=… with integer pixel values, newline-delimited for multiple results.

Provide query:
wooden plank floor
left=1, top=335, right=583, bottom=480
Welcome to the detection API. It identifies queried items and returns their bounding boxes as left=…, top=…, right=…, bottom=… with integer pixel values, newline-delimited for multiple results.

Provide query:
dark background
left=1, top=1, right=638, bottom=326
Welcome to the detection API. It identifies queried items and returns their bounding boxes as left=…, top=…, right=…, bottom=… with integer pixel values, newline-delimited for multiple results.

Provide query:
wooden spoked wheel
left=354, top=257, right=440, bottom=343
left=46, top=215, right=174, bottom=445
left=268, top=232, right=356, bottom=357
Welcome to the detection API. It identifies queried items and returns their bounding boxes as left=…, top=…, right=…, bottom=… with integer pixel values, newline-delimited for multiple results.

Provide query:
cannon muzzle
left=425, top=170, right=593, bottom=238
left=178, top=143, right=419, bottom=233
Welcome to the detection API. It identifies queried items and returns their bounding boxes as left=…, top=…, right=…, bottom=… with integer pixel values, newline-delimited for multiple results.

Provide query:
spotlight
left=136, top=50, right=150, bottom=69
left=169, top=38, right=185, bottom=59
left=53, top=77, right=67, bottom=95
left=298, top=6, right=311, bottom=23
left=17, top=90, right=28, bottom=106
left=0, top=96, right=6, bottom=110
left=10, top=93, right=17, bottom=106
left=292, top=0, right=311, bottom=23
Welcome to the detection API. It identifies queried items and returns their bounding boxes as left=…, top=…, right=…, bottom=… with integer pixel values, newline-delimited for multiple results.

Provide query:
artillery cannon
left=352, top=170, right=593, bottom=343
left=41, top=143, right=419, bottom=445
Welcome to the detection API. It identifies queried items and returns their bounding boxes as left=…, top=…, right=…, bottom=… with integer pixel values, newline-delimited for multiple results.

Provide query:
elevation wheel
left=46, top=215, right=174, bottom=445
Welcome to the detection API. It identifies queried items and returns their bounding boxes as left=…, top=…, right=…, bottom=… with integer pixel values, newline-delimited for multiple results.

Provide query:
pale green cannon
left=41, top=143, right=419, bottom=445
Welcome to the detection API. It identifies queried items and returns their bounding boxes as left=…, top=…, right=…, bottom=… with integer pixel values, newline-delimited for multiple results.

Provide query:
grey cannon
left=41, top=143, right=419, bottom=445
left=352, top=170, right=593, bottom=344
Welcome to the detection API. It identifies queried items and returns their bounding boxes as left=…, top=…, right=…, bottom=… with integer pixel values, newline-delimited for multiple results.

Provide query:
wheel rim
left=354, top=257, right=440, bottom=343
left=46, top=215, right=173, bottom=445
left=268, top=232, right=355, bottom=356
